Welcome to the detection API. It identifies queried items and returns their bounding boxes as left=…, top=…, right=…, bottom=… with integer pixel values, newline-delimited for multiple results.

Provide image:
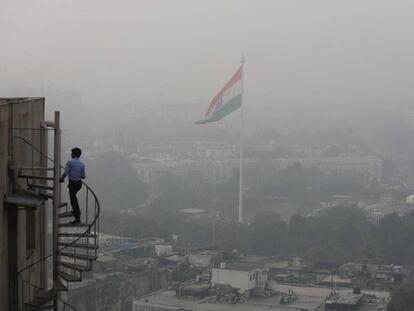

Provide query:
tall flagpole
left=239, top=56, right=245, bottom=223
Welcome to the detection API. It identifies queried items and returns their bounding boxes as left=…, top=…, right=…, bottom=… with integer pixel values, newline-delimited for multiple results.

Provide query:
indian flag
left=195, top=66, right=242, bottom=124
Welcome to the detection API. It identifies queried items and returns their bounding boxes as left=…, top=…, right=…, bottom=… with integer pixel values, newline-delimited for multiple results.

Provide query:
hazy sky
left=1, top=0, right=414, bottom=124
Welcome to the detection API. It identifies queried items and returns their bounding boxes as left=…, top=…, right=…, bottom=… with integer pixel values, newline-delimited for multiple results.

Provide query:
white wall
left=211, top=268, right=256, bottom=292
left=154, top=245, right=172, bottom=257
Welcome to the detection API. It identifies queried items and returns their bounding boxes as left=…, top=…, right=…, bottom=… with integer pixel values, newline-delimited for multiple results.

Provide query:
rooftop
left=217, top=262, right=265, bottom=272
left=321, top=275, right=353, bottom=285
left=326, top=293, right=363, bottom=306
left=134, top=288, right=323, bottom=311
left=134, top=285, right=390, bottom=311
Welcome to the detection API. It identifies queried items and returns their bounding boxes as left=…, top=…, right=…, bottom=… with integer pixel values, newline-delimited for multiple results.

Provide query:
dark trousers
left=68, top=180, right=82, bottom=221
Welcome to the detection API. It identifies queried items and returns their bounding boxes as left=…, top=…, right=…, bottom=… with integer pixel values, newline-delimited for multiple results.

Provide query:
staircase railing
left=12, top=134, right=100, bottom=310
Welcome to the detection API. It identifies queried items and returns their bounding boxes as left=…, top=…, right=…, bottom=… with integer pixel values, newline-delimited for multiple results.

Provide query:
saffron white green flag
left=195, top=66, right=242, bottom=124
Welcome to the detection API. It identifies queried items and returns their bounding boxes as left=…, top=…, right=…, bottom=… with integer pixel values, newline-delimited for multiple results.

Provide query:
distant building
left=211, top=262, right=269, bottom=293
left=320, top=275, right=353, bottom=288
left=187, top=251, right=220, bottom=268
left=132, top=158, right=234, bottom=184
left=155, top=245, right=173, bottom=257
left=276, top=156, right=383, bottom=184
left=402, top=104, right=414, bottom=128
left=406, top=193, right=414, bottom=204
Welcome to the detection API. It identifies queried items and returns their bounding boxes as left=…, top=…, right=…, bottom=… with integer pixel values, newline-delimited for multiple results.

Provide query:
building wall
left=0, top=101, right=10, bottom=310
left=0, top=98, right=47, bottom=310
left=211, top=268, right=255, bottom=292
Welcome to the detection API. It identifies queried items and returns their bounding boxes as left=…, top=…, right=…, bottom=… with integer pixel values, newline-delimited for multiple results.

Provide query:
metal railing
left=10, top=132, right=100, bottom=310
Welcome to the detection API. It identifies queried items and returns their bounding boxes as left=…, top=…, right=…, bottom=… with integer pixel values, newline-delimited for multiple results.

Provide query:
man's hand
left=59, top=177, right=65, bottom=183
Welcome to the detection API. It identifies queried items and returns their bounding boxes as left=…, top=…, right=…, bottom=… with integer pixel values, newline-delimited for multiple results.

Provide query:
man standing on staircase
left=59, top=147, right=86, bottom=225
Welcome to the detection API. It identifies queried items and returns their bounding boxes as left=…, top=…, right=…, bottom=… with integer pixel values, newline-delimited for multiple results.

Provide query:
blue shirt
left=62, top=158, right=86, bottom=181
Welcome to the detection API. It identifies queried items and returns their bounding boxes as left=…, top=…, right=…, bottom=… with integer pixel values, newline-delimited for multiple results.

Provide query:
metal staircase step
left=28, top=183, right=54, bottom=191
left=58, top=232, right=97, bottom=238
left=39, top=192, right=53, bottom=200
left=4, top=191, right=45, bottom=209
left=58, top=223, right=89, bottom=228
left=25, top=289, right=56, bottom=309
left=19, top=174, right=54, bottom=181
left=59, top=202, right=68, bottom=208
left=58, top=242, right=98, bottom=250
left=60, top=252, right=97, bottom=261
left=58, top=211, right=74, bottom=218
left=58, top=271, right=82, bottom=282
left=59, top=261, right=90, bottom=272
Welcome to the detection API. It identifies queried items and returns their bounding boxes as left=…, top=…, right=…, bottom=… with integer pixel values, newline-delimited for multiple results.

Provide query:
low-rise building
left=187, top=251, right=219, bottom=268
left=276, top=156, right=383, bottom=184
left=155, top=245, right=173, bottom=257
left=211, top=262, right=269, bottom=293
left=325, top=293, right=363, bottom=311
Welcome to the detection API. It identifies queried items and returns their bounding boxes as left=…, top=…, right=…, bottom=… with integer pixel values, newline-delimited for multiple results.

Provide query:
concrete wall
left=255, top=269, right=269, bottom=286
left=0, top=98, right=47, bottom=310
left=0, top=101, right=11, bottom=310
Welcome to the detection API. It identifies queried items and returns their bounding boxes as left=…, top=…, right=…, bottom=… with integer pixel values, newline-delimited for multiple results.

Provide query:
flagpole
left=239, top=56, right=245, bottom=224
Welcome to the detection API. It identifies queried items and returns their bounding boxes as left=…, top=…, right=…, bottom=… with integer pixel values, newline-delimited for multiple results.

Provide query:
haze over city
left=1, top=1, right=414, bottom=311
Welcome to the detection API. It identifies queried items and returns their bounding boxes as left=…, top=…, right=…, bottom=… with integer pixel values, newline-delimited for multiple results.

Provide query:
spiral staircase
left=6, top=112, right=100, bottom=311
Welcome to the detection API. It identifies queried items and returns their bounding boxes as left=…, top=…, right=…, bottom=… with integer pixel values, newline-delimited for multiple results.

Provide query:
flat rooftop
left=321, top=275, right=352, bottom=285
left=217, top=262, right=265, bottom=272
left=134, top=289, right=322, bottom=311
left=134, top=285, right=390, bottom=311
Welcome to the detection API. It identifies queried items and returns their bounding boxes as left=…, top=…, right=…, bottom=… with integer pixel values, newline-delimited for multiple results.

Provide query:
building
left=276, top=156, right=383, bottom=184
left=320, top=275, right=353, bottom=288
left=154, top=245, right=173, bottom=257
left=0, top=97, right=101, bottom=310
left=325, top=293, right=363, bottom=311
left=211, top=262, right=269, bottom=293
left=132, top=158, right=234, bottom=184
left=133, top=284, right=389, bottom=311
left=0, top=98, right=48, bottom=310
left=187, top=251, right=220, bottom=268
left=406, top=193, right=414, bottom=204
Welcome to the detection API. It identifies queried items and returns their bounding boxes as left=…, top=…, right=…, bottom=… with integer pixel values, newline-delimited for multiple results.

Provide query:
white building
left=211, top=262, right=269, bottom=293
left=275, top=156, right=383, bottom=184
left=154, top=245, right=173, bottom=257
left=406, top=193, right=414, bottom=204
left=132, top=158, right=234, bottom=184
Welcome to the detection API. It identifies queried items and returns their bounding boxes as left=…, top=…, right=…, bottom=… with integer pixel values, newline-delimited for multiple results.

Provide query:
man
left=59, top=147, right=86, bottom=225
